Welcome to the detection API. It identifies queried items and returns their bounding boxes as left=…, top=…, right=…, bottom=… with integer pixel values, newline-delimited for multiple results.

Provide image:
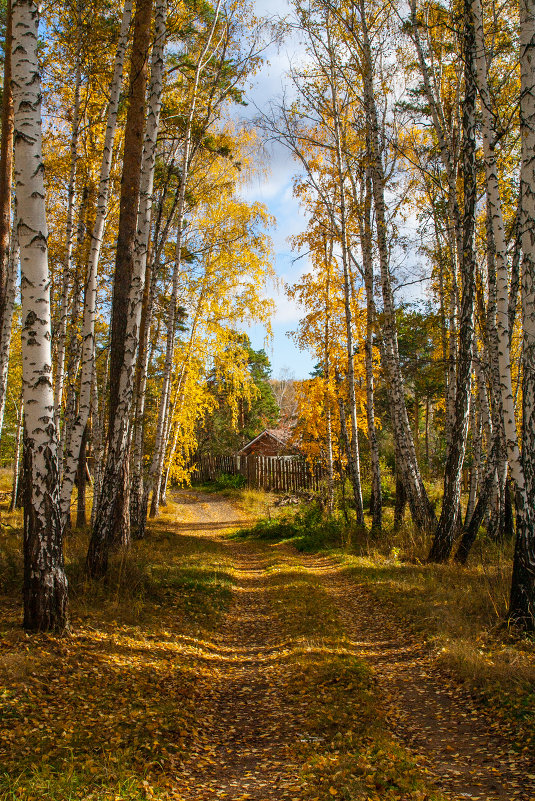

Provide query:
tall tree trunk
left=61, top=185, right=89, bottom=481
left=466, top=378, right=481, bottom=526
left=0, top=0, right=14, bottom=341
left=324, top=21, right=364, bottom=527
left=127, top=0, right=168, bottom=537
left=359, top=0, right=435, bottom=532
left=428, top=0, right=477, bottom=562
left=53, top=16, right=82, bottom=436
left=90, top=362, right=103, bottom=526
left=335, top=380, right=354, bottom=517
left=59, top=0, right=133, bottom=530
left=510, top=0, right=535, bottom=630
left=359, top=174, right=381, bottom=530
left=130, top=252, right=155, bottom=535
left=12, top=0, right=68, bottom=631
left=323, top=239, right=335, bottom=513
left=86, top=0, right=156, bottom=576
left=130, top=187, right=183, bottom=528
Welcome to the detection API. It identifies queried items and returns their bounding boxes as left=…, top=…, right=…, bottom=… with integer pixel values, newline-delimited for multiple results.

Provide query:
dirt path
left=171, top=491, right=534, bottom=801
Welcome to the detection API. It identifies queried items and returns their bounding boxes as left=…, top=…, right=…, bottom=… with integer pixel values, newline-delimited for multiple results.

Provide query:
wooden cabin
left=238, top=428, right=299, bottom=458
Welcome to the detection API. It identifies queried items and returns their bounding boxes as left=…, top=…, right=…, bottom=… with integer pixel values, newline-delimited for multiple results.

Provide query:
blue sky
left=232, top=0, right=434, bottom=381
left=235, top=0, right=316, bottom=381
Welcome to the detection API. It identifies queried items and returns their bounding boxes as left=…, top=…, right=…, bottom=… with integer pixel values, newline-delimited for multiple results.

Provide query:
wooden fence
left=192, top=454, right=326, bottom=493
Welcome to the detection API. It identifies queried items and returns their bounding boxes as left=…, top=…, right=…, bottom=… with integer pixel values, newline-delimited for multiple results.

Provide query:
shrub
left=234, top=501, right=350, bottom=551
left=213, top=472, right=247, bottom=490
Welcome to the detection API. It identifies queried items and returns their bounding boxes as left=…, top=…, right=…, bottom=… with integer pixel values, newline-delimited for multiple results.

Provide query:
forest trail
left=171, top=491, right=534, bottom=801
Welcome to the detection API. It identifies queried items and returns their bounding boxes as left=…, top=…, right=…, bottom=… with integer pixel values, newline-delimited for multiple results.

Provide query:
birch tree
left=428, top=0, right=477, bottom=561
left=52, top=3, right=83, bottom=437
left=86, top=0, right=156, bottom=575
left=12, top=0, right=68, bottom=631
left=352, top=0, right=435, bottom=532
left=145, top=0, right=223, bottom=521
left=510, top=0, right=535, bottom=629
left=0, top=0, right=14, bottom=349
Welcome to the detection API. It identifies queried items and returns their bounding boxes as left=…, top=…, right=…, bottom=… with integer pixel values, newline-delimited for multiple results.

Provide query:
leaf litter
left=0, top=490, right=533, bottom=800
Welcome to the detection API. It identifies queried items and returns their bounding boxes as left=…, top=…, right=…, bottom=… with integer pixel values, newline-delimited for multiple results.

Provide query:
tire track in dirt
left=310, top=560, right=535, bottom=801
left=170, top=491, right=535, bottom=800
left=172, top=493, right=306, bottom=800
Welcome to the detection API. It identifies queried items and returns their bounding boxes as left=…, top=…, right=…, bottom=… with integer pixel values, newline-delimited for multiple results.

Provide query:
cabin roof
left=238, top=427, right=296, bottom=454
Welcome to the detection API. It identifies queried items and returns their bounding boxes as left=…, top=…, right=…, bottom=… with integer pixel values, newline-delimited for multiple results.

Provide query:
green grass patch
left=234, top=503, right=350, bottom=551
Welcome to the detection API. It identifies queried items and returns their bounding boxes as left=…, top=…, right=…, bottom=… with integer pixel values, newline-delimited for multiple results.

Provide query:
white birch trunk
left=0, top=219, right=19, bottom=442
left=429, top=0, right=477, bottom=560
left=358, top=0, right=435, bottom=532
left=61, top=186, right=89, bottom=480
left=324, top=242, right=335, bottom=513
left=130, top=255, right=155, bottom=532
left=466, top=388, right=481, bottom=525
left=357, top=172, right=382, bottom=531
left=473, top=0, right=525, bottom=489
left=12, top=0, right=68, bottom=631
left=90, top=362, right=102, bottom=526
left=325, top=23, right=364, bottom=527
left=510, top=0, right=535, bottom=629
left=159, top=385, right=187, bottom=506
left=59, top=0, right=133, bottom=528
left=53, top=23, right=82, bottom=437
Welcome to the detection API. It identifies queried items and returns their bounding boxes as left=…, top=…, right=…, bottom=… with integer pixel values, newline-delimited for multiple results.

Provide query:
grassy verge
left=0, top=492, right=233, bottom=801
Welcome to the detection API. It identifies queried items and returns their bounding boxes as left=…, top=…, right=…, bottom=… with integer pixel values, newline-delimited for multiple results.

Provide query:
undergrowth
left=233, top=503, right=350, bottom=551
